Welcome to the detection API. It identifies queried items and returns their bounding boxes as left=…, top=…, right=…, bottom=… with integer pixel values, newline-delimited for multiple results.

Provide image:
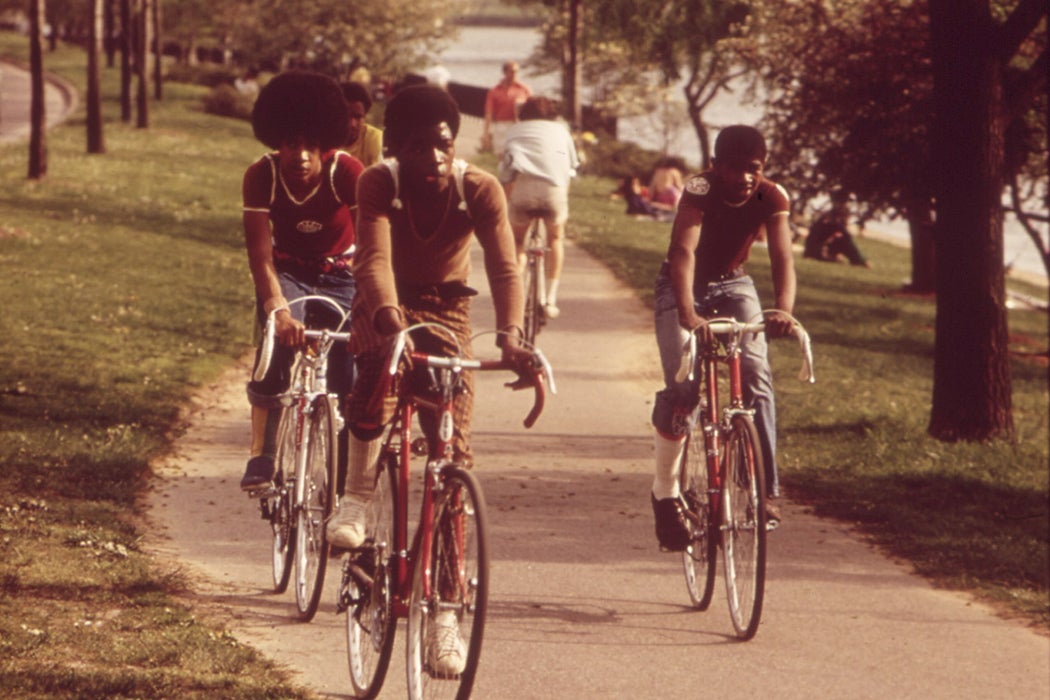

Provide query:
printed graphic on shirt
left=685, top=175, right=711, bottom=196
left=297, top=221, right=323, bottom=234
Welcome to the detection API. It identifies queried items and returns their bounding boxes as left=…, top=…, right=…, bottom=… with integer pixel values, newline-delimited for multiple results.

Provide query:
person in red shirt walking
left=482, top=61, right=532, bottom=157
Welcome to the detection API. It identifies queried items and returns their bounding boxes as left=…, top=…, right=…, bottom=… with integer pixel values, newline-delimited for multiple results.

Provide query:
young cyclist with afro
left=239, top=71, right=365, bottom=495
left=326, top=84, right=532, bottom=676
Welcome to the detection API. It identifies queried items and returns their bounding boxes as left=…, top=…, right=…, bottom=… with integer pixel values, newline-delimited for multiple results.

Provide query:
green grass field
left=0, top=33, right=1046, bottom=698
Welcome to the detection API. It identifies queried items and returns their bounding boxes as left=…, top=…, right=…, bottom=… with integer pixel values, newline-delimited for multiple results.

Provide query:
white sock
left=547, top=278, right=560, bottom=306
left=652, top=432, right=685, bottom=500
left=346, top=433, right=384, bottom=499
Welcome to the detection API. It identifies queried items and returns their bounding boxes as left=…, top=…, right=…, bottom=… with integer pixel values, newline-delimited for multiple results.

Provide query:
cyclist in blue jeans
left=239, top=71, right=365, bottom=492
left=651, top=125, right=797, bottom=551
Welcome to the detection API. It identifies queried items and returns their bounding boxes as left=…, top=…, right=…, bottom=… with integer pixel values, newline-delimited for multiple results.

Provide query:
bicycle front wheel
left=270, top=407, right=297, bottom=594
left=294, top=396, right=334, bottom=621
left=681, top=426, right=717, bottom=610
left=345, top=455, right=398, bottom=698
left=407, top=466, right=489, bottom=700
left=721, top=415, right=767, bottom=640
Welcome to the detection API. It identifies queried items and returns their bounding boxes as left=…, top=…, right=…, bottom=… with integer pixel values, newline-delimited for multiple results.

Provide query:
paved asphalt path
left=145, top=120, right=1049, bottom=699
left=0, top=60, right=75, bottom=143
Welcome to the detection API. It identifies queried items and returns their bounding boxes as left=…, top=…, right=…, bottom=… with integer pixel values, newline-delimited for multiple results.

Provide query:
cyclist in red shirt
left=240, top=71, right=364, bottom=493
left=651, top=125, right=797, bottom=550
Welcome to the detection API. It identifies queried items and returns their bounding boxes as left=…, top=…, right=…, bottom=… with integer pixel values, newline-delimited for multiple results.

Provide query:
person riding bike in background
left=340, top=81, right=384, bottom=168
left=498, top=96, right=580, bottom=319
left=239, top=71, right=364, bottom=494
left=650, top=125, right=797, bottom=550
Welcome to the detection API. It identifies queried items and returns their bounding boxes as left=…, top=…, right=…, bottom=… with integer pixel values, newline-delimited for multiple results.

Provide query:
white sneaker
left=427, top=610, right=467, bottom=677
left=543, top=303, right=560, bottom=319
left=326, top=494, right=369, bottom=549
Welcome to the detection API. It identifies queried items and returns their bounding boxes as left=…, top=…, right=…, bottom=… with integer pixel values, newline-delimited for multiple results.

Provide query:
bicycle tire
left=406, top=466, right=489, bottom=700
left=721, top=415, right=767, bottom=640
left=681, top=426, right=717, bottom=611
left=345, top=454, right=398, bottom=698
left=294, top=396, right=334, bottom=622
left=523, top=249, right=541, bottom=346
left=270, top=406, right=297, bottom=594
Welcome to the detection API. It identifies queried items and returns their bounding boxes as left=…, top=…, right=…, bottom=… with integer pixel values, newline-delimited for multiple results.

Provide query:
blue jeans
left=247, top=267, right=356, bottom=405
left=653, top=267, right=780, bottom=497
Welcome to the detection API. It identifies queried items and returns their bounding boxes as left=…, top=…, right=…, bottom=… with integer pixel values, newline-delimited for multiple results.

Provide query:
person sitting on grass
left=239, top=71, right=364, bottom=495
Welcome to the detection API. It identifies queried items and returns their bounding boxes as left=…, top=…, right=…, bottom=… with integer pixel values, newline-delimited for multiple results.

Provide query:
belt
left=714, top=267, right=745, bottom=282
left=274, top=249, right=354, bottom=274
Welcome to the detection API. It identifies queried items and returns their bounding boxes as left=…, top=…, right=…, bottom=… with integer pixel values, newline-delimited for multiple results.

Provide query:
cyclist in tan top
left=328, top=84, right=530, bottom=550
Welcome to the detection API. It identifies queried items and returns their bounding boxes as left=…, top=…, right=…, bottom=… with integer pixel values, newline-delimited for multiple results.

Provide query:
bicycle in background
left=675, top=311, right=814, bottom=640
left=521, top=213, right=549, bottom=346
left=338, top=324, right=555, bottom=700
left=251, top=295, right=351, bottom=622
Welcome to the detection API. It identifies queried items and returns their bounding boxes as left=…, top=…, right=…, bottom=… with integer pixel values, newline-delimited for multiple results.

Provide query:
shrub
left=202, top=84, right=255, bottom=121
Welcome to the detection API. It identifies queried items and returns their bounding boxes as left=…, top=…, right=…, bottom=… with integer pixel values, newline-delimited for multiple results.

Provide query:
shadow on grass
left=789, top=469, right=1050, bottom=596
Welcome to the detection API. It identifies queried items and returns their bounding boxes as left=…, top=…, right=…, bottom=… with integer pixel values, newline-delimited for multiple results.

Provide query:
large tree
left=228, top=0, right=466, bottom=80
left=927, top=0, right=1046, bottom=441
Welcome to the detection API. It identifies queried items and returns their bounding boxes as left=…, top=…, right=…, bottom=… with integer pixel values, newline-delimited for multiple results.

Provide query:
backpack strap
left=382, top=157, right=471, bottom=218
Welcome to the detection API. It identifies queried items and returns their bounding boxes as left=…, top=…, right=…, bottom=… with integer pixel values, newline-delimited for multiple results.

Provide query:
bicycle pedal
left=244, top=484, right=275, bottom=499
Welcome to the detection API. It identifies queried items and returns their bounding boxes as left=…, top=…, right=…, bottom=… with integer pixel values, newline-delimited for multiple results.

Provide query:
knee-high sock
left=547, top=277, right=560, bottom=306
left=652, top=431, right=686, bottom=499
left=346, top=433, right=384, bottom=499
left=250, top=406, right=280, bottom=458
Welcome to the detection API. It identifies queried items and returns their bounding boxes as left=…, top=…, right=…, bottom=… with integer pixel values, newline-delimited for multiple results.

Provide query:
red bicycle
left=675, top=311, right=814, bottom=640
left=337, top=324, right=555, bottom=700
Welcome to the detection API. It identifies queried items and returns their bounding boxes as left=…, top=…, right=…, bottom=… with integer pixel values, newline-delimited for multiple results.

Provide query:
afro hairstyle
left=383, top=85, right=461, bottom=154
left=714, top=125, right=768, bottom=162
left=251, top=71, right=349, bottom=151
left=340, top=81, right=373, bottom=112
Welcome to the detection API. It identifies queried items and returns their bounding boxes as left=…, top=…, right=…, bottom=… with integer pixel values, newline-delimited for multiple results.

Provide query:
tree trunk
left=28, top=0, right=47, bottom=180
left=905, top=199, right=936, bottom=293
left=135, top=0, right=150, bottom=129
left=87, top=0, right=105, bottom=154
left=120, top=0, right=131, bottom=122
left=104, top=0, right=115, bottom=67
left=562, top=0, right=582, bottom=129
left=152, top=0, right=162, bottom=100
left=928, top=0, right=1013, bottom=441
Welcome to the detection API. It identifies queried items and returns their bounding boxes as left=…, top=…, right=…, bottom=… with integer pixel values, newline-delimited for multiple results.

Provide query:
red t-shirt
left=242, top=150, right=363, bottom=259
left=485, top=80, right=532, bottom=122
left=678, top=171, right=790, bottom=289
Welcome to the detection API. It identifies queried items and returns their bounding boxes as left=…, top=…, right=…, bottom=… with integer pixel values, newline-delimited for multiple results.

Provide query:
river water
left=435, top=25, right=1046, bottom=281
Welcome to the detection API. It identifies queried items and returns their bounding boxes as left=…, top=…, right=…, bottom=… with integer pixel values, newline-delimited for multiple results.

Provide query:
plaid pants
left=347, top=292, right=475, bottom=464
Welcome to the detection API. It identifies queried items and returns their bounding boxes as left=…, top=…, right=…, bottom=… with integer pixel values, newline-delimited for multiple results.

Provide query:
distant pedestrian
left=482, top=61, right=531, bottom=157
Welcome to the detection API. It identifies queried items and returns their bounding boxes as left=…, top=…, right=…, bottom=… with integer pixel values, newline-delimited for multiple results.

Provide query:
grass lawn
left=0, top=32, right=1046, bottom=699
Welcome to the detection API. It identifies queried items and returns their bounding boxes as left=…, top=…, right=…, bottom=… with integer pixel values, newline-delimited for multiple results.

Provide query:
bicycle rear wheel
left=681, top=426, right=717, bottom=610
left=721, top=415, right=767, bottom=640
left=294, top=396, right=334, bottom=622
left=407, top=466, right=489, bottom=700
left=522, top=249, right=541, bottom=346
left=345, top=455, right=398, bottom=698
left=270, top=406, right=297, bottom=594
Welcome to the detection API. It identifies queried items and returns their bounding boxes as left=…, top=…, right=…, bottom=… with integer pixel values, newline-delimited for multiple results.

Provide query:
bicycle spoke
left=681, top=427, right=717, bottom=610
